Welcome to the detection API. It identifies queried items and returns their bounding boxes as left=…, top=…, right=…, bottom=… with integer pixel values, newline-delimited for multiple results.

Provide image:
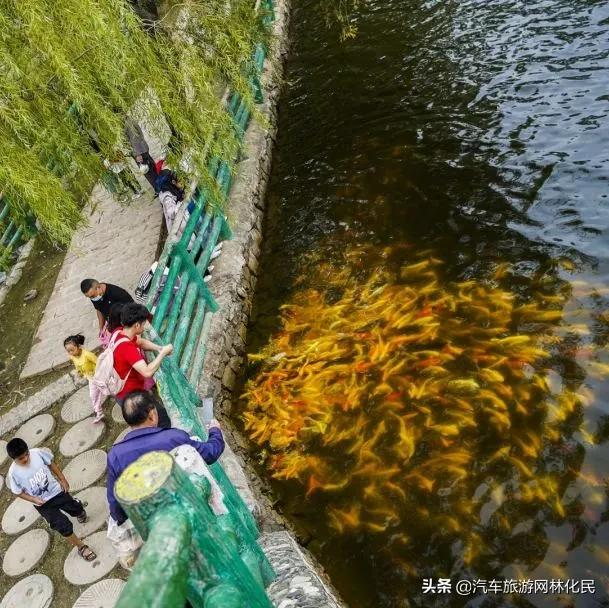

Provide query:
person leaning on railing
left=106, top=390, right=225, bottom=526
left=112, top=303, right=173, bottom=427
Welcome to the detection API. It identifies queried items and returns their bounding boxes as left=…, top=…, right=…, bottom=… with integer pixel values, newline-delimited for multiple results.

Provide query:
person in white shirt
left=6, top=438, right=97, bottom=561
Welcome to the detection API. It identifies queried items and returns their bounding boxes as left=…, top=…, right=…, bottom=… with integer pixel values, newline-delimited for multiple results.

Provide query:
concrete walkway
left=21, top=182, right=163, bottom=379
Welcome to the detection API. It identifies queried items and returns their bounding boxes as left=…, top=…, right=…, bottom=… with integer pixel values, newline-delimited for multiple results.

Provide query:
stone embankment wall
left=198, top=4, right=282, bottom=428
left=199, top=44, right=282, bottom=404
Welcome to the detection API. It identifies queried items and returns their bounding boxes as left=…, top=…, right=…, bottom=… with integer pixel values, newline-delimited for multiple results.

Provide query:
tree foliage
left=317, top=0, right=360, bottom=40
left=0, top=0, right=268, bottom=242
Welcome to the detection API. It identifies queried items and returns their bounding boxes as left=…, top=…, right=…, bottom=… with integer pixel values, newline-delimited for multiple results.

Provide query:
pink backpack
left=91, top=332, right=131, bottom=397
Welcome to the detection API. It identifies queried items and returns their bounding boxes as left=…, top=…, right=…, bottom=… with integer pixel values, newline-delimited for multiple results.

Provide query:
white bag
left=91, top=332, right=131, bottom=397
left=171, top=443, right=228, bottom=516
left=107, top=517, right=144, bottom=570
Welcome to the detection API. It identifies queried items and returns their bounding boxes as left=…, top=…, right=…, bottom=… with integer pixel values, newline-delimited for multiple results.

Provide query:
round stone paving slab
left=0, top=573, right=53, bottom=608
left=113, top=428, right=131, bottom=445
left=0, top=439, right=8, bottom=466
left=64, top=531, right=118, bottom=585
left=64, top=450, right=107, bottom=492
left=13, top=414, right=55, bottom=448
left=2, top=529, right=50, bottom=577
left=72, top=578, right=126, bottom=608
left=61, top=387, right=95, bottom=423
left=0, top=474, right=4, bottom=492
left=2, top=497, right=41, bottom=535
left=73, top=487, right=109, bottom=537
left=111, top=403, right=126, bottom=424
left=60, top=418, right=105, bottom=457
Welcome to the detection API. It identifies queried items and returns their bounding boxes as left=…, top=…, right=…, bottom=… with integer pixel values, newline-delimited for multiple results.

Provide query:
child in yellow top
left=64, top=334, right=103, bottom=423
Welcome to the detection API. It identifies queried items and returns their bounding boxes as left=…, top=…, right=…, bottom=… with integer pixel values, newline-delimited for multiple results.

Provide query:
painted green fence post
left=0, top=202, right=9, bottom=224
left=115, top=451, right=274, bottom=608
left=115, top=505, right=191, bottom=608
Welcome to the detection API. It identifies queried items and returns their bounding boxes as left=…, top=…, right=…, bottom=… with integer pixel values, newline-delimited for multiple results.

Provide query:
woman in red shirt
left=112, top=304, right=174, bottom=428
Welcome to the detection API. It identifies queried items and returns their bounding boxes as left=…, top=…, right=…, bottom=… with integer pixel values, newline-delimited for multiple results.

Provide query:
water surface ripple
left=244, top=1, right=609, bottom=606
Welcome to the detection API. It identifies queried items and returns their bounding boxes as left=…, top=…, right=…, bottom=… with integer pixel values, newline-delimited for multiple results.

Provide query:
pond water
left=239, top=1, right=609, bottom=606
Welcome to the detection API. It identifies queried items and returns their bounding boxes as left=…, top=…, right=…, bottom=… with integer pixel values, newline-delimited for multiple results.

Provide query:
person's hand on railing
left=161, top=344, right=174, bottom=357
left=205, top=418, right=221, bottom=431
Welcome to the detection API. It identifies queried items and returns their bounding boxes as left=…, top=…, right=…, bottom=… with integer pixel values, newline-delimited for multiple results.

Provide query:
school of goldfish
left=241, top=244, right=609, bottom=581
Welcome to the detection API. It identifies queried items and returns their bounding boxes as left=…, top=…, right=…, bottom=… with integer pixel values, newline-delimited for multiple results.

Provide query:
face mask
left=90, top=295, right=103, bottom=302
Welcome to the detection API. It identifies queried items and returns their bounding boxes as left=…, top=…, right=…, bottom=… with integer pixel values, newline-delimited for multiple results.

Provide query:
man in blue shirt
left=107, top=391, right=225, bottom=524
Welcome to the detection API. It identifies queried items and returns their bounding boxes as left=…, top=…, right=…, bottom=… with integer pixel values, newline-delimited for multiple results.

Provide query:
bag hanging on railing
left=107, top=517, right=144, bottom=570
left=171, top=443, right=228, bottom=516
left=135, top=262, right=157, bottom=304
left=149, top=268, right=182, bottom=314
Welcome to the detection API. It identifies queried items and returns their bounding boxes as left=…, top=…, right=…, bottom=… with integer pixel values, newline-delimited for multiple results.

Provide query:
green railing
left=115, top=451, right=275, bottom=608
left=115, top=1, right=276, bottom=605
left=0, top=198, right=35, bottom=272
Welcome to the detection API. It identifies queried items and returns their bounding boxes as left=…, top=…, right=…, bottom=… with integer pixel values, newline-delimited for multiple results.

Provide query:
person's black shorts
left=35, top=492, right=85, bottom=537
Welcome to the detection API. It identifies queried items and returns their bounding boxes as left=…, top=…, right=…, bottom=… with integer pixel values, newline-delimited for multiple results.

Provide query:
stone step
left=2, top=529, right=50, bottom=577
left=0, top=574, right=54, bottom=608
left=64, top=531, right=118, bottom=586
left=72, top=579, right=126, bottom=608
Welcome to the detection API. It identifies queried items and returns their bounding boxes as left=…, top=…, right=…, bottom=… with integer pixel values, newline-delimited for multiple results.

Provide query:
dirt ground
left=0, top=237, right=67, bottom=411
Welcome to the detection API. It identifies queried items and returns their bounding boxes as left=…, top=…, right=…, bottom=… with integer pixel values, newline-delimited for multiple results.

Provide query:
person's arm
left=186, top=426, right=225, bottom=464
left=8, top=472, right=44, bottom=505
left=49, top=462, right=70, bottom=493
left=106, top=460, right=129, bottom=525
left=15, top=490, right=45, bottom=506
left=131, top=344, right=173, bottom=378
left=96, top=309, right=105, bottom=333
left=136, top=336, right=163, bottom=353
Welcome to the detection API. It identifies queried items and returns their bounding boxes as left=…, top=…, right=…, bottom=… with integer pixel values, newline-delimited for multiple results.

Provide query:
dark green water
left=243, top=1, right=609, bottom=606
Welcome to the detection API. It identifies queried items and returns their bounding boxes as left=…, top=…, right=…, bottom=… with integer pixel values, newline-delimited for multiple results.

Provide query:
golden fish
left=445, top=378, right=480, bottom=395
left=430, top=424, right=460, bottom=437
left=509, top=455, right=534, bottom=479
left=306, top=474, right=351, bottom=497
left=242, top=243, right=587, bottom=552
left=404, top=472, right=435, bottom=492
left=327, top=505, right=361, bottom=533
left=478, top=368, right=505, bottom=384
